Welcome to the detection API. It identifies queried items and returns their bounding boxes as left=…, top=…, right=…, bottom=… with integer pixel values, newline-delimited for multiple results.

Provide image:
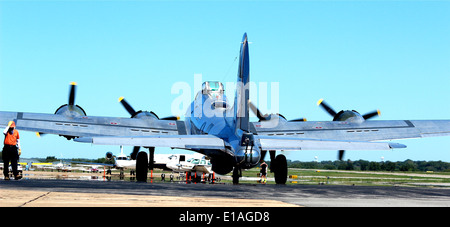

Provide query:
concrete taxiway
left=1, top=178, right=450, bottom=207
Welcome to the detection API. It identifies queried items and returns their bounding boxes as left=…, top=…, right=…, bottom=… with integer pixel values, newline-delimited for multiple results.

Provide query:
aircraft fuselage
left=184, top=84, right=261, bottom=174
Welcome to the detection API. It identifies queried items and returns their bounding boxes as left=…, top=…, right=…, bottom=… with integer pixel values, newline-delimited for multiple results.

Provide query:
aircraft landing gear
left=274, top=154, right=287, bottom=184
left=232, top=167, right=241, bottom=185
left=136, top=151, right=148, bottom=182
left=270, top=150, right=287, bottom=185
left=135, top=147, right=155, bottom=182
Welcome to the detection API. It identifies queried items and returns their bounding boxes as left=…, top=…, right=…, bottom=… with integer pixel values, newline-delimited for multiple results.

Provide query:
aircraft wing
left=252, top=120, right=450, bottom=142
left=256, top=136, right=406, bottom=151
left=74, top=135, right=225, bottom=150
left=0, top=111, right=189, bottom=138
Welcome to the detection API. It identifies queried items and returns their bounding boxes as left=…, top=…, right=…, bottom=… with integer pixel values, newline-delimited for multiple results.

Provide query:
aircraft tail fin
left=234, top=33, right=250, bottom=132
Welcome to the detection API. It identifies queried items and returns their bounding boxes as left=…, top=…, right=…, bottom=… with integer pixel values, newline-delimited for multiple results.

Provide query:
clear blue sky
left=0, top=1, right=449, bottom=162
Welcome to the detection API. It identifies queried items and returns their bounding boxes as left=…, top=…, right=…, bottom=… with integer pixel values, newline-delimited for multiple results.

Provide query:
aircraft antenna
left=221, top=54, right=238, bottom=83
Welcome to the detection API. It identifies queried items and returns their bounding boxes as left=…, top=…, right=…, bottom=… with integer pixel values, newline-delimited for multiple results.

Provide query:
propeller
left=317, top=98, right=380, bottom=161
left=54, top=82, right=87, bottom=117
left=118, top=97, right=179, bottom=159
left=317, top=99, right=337, bottom=118
left=362, top=110, right=381, bottom=120
left=338, top=150, right=345, bottom=161
left=68, top=82, right=76, bottom=106
left=118, top=96, right=137, bottom=116
left=118, top=97, right=179, bottom=120
left=317, top=98, right=380, bottom=121
left=45, top=82, right=87, bottom=139
left=289, top=117, right=308, bottom=122
left=248, top=100, right=270, bottom=121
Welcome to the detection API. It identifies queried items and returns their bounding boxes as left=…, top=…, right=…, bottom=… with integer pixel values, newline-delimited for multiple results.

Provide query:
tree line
left=2, top=152, right=450, bottom=172
left=286, top=159, right=450, bottom=172
left=0, top=154, right=114, bottom=165
left=40, top=156, right=114, bottom=165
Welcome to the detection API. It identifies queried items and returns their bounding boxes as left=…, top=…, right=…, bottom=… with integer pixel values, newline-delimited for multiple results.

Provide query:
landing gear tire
left=136, top=151, right=148, bottom=182
left=274, top=154, right=287, bottom=185
left=232, top=167, right=241, bottom=185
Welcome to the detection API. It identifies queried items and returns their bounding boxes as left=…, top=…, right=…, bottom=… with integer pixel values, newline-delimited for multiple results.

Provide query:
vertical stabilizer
left=234, top=33, right=250, bottom=132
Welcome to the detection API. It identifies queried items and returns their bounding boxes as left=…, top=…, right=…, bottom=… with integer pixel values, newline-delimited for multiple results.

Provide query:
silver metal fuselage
left=185, top=90, right=261, bottom=170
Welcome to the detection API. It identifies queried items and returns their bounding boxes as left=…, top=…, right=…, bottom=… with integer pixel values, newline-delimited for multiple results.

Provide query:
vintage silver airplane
left=105, top=148, right=212, bottom=176
left=1, top=33, right=449, bottom=184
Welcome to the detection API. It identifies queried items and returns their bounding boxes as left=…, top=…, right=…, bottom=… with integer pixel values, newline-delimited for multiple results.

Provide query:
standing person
left=3, top=121, right=21, bottom=180
left=260, top=161, right=268, bottom=184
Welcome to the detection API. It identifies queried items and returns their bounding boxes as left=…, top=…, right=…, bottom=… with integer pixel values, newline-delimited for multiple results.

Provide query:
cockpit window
left=202, top=81, right=224, bottom=94
left=210, top=82, right=219, bottom=91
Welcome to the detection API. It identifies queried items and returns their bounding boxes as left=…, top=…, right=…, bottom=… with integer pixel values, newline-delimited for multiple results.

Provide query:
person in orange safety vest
left=2, top=121, right=21, bottom=180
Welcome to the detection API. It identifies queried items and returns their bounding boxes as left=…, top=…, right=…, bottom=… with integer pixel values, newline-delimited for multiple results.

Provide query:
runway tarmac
left=2, top=178, right=450, bottom=207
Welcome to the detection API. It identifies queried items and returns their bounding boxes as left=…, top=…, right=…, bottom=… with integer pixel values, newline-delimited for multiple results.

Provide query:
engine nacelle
left=275, top=113, right=287, bottom=122
left=106, top=152, right=114, bottom=160
left=131, top=110, right=159, bottom=120
left=333, top=110, right=364, bottom=123
left=55, top=104, right=87, bottom=118
left=259, top=113, right=287, bottom=122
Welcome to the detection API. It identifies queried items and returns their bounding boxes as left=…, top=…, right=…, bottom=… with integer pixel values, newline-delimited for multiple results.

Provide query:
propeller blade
left=160, top=116, right=180, bottom=121
left=363, top=110, right=381, bottom=120
left=250, top=100, right=307, bottom=122
left=289, top=118, right=307, bottom=122
left=338, top=150, right=345, bottom=161
left=248, top=100, right=268, bottom=121
left=68, top=82, right=77, bottom=106
left=317, top=99, right=337, bottom=117
left=130, top=146, right=140, bottom=160
left=118, top=97, right=137, bottom=116
left=35, top=132, right=46, bottom=137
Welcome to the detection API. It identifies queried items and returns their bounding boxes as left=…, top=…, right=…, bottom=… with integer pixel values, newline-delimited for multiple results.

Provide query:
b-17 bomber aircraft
left=1, top=33, right=450, bottom=184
